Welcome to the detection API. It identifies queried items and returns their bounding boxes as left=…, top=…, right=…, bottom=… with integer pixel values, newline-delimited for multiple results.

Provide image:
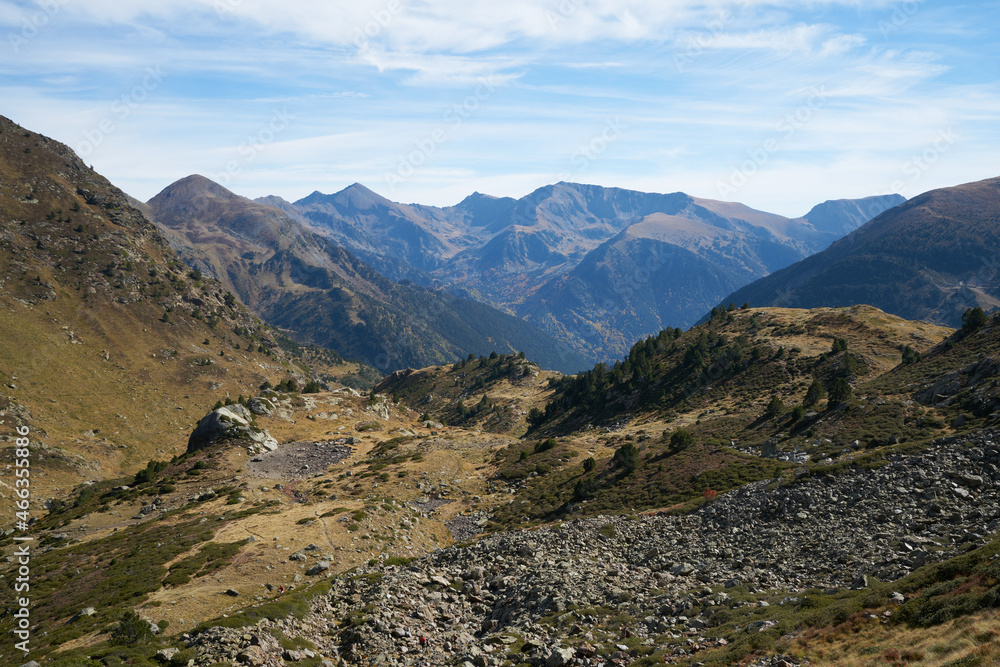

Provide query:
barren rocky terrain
left=177, top=429, right=1000, bottom=667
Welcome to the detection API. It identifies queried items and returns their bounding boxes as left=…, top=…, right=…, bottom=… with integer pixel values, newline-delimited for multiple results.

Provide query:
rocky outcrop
left=186, top=404, right=278, bottom=455
left=184, top=430, right=1000, bottom=667
left=247, top=397, right=276, bottom=416
left=916, top=356, right=1000, bottom=416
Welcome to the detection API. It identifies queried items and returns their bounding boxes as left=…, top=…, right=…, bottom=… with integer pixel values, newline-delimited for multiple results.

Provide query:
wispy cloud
left=0, top=0, right=996, bottom=216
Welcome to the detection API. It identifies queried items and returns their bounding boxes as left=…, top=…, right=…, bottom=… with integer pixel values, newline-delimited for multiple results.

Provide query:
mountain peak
left=296, top=182, right=392, bottom=209
left=798, top=193, right=906, bottom=235
left=148, top=174, right=238, bottom=206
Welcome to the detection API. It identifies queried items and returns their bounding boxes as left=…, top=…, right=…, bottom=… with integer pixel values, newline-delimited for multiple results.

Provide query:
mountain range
left=6, top=113, right=1000, bottom=667
left=259, top=183, right=904, bottom=360
left=724, top=176, right=1000, bottom=327
left=145, top=175, right=588, bottom=374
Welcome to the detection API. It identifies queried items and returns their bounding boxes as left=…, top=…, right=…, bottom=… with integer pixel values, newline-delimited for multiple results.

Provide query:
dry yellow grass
left=780, top=609, right=1000, bottom=666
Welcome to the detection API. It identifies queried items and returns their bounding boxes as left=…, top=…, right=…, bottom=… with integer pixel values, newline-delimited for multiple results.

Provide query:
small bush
left=534, top=438, right=556, bottom=453
left=109, top=610, right=154, bottom=645
left=669, top=429, right=694, bottom=453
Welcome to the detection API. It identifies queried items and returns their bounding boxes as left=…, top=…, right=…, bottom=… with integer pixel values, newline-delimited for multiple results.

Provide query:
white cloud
left=2, top=0, right=997, bottom=220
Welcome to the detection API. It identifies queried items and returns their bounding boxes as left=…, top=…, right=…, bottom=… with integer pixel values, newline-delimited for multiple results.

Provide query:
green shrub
left=612, top=443, right=639, bottom=473
left=384, top=556, right=414, bottom=567
left=669, top=429, right=694, bottom=453
left=109, top=610, right=153, bottom=646
left=534, top=438, right=556, bottom=453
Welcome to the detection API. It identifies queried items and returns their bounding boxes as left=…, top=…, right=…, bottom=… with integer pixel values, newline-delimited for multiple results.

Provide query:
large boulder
left=187, top=405, right=279, bottom=454
left=247, top=397, right=275, bottom=416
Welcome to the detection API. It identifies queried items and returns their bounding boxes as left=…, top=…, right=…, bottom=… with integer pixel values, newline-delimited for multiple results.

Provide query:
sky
left=1, top=0, right=998, bottom=216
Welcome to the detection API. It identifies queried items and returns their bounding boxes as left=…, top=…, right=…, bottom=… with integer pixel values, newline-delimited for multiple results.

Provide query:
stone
left=306, top=560, right=330, bottom=575
left=247, top=397, right=275, bottom=416
left=237, top=645, right=269, bottom=666
left=73, top=606, right=97, bottom=621
left=546, top=648, right=575, bottom=667
left=155, top=648, right=178, bottom=662
left=671, top=562, right=696, bottom=576
left=186, top=404, right=278, bottom=454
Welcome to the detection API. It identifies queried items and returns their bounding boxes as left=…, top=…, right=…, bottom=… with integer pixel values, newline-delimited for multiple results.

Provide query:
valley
left=260, top=184, right=904, bottom=362
left=0, top=116, right=998, bottom=667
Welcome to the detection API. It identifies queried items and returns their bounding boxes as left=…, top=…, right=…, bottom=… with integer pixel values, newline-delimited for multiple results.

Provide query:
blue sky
left=1, top=0, right=998, bottom=216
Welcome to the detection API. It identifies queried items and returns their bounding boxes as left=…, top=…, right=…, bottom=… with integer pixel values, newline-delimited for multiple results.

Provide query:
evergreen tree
left=527, top=407, right=543, bottom=425
left=962, top=306, right=988, bottom=333
left=764, top=396, right=784, bottom=417
left=841, top=353, right=859, bottom=377
left=803, top=379, right=826, bottom=406
left=669, top=429, right=694, bottom=453
left=612, top=443, right=640, bottom=473
left=827, top=377, right=852, bottom=405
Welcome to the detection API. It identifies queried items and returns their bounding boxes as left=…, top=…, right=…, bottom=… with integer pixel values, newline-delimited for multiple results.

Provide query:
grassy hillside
left=479, top=305, right=964, bottom=528
left=725, top=176, right=1000, bottom=327
left=374, top=352, right=561, bottom=436
left=0, top=117, right=348, bottom=495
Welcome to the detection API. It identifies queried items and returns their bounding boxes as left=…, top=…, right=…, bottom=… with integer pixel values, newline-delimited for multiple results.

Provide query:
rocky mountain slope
left=0, top=115, right=331, bottom=496
left=264, top=184, right=903, bottom=359
left=183, top=428, right=1000, bottom=667
left=5, top=304, right=999, bottom=667
left=723, top=177, right=1000, bottom=327
left=4, top=113, right=1000, bottom=667
left=373, top=352, right=561, bottom=437
left=148, top=176, right=588, bottom=374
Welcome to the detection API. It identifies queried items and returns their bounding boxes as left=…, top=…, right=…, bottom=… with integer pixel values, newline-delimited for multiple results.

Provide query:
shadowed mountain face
left=262, top=183, right=903, bottom=359
left=722, top=177, right=1000, bottom=327
left=147, top=176, right=589, bottom=373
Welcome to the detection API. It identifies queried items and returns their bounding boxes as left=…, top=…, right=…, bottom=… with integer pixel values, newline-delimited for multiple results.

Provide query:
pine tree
left=803, top=379, right=826, bottom=406
left=764, top=396, right=784, bottom=417
left=613, top=443, right=640, bottom=473
left=827, top=377, right=852, bottom=405
left=669, top=429, right=694, bottom=453
left=962, top=306, right=987, bottom=333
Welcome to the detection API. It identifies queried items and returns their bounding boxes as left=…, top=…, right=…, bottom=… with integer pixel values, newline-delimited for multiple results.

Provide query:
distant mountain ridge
left=722, top=176, right=1000, bottom=327
left=147, top=175, right=589, bottom=373
left=260, top=183, right=904, bottom=359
